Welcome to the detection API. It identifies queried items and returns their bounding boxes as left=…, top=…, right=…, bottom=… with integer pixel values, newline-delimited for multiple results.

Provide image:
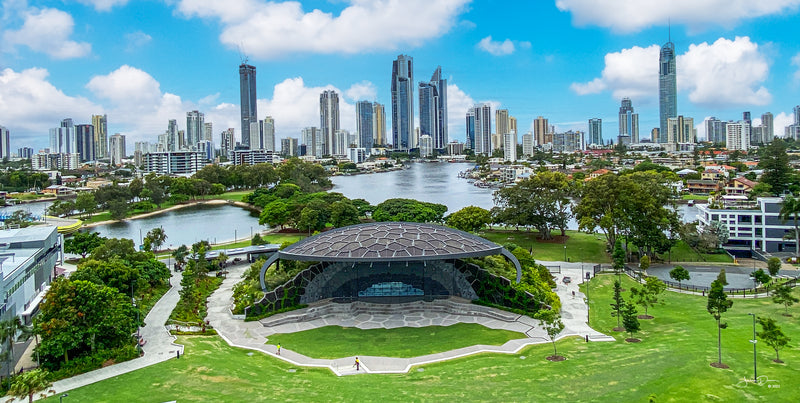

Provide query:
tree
left=372, top=198, right=448, bottom=223
left=630, top=277, right=666, bottom=318
left=445, top=206, right=492, bottom=233
left=143, top=227, right=167, bottom=252
left=610, top=280, right=624, bottom=331
left=574, top=173, right=626, bottom=248
left=7, top=368, right=52, bottom=403
left=756, top=316, right=790, bottom=363
left=259, top=199, right=291, bottom=229
left=172, top=245, right=190, bottom=270
left=639, top=255, right=650, bottom=275
left=779, top=195, right=800, bottom=256
left=534, top=309, right=565, bottom=360
left=669, top=265, right=691, bottom=289
left=492, top=172, right=573, bottom=238
left=750, top=269, right=771, bottom=290
left=64, top=231, right=107, bottom=258
left=0, top=317, right=26, bottom=377
left=707, top=271, right=733, bottom=368
left=758, top=138, right=792, bottom=195
left=612, top=239, right=625, bottom=277
left=771, top=283, right=798, bottom=316
left=330, top=200, right=361, bottom=228
left=70, top=259, right=141, bottom=295
left=108, top=199, right=129, bottom=221
left=621, top=301, right=641, bottom=341
left=767, top=257, right=782, bottom=276
left=128, top=177, right=144, bottom=200
left=251, top=233, right=266, bottom=245
left=74, top=192, right=96, bottom=219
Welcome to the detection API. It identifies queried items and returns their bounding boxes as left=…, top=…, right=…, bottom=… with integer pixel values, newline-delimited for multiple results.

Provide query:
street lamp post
left=748, top=313, right=757, bottom=381
left=60, top=393, right=68, bottom=403
left=564, top=244, right=567, bottom=262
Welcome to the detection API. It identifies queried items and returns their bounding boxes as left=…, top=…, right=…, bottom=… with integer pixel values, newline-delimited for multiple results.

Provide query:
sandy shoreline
left=83, top=199, right=260, bottom=228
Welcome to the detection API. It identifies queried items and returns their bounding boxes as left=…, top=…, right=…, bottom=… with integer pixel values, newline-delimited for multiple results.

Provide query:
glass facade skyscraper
left=391, top=55, right=414, bottom=151
left=418, top=66, right=448, bottom=150
left=618, top=98, right=639, bottom=143
left=320, top=90, right=340, bottom=156
left=588, top=118, right=602, bottom=146
left=659, top=41, right=677, bottom=143
left=356, top=100, right=374, bottom=151
left=186, top=110, right=204, bottom=149
left=239, top=64, right=257, bottom=148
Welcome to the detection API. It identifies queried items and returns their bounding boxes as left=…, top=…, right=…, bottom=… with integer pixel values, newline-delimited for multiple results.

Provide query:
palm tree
left=145, top=227, right=168, bottom=252
left=779, top=195, right=800, bottom=257
left=172, top=245, right=189, bottom=270
left=7, top=368, right=52, bottom=403
left=0, top=317, right=25, bottom=377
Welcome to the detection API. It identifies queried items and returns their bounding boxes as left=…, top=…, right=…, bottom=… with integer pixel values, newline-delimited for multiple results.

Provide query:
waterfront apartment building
left=302, top=127, right=323, bottom=158
left=144, top=151, right=203, bottom=175
left=418, top=66, right=447, bottom=150
left=373, top=103, right=386, bottom=146
left=465, top=110, right=475, bottom=150
left=239, top=63, right=257, bottom=148
left=697, top=197, right=796, bottom=253
left=91, top=114, right=107, bottom=158
left=260, top=116, right=275, bottom=152
left=588, top=118, right=602, bottom=146
left=618, top=98, right=639, bottom=143
left=472, top=104, right=492, bottom=155
left=446, top=141, right=464, bottom=156
left=659, top=39, right=678, bottom=143
left=232, top=149, right=277, bottom=166
left=0, top=126, right=9, bottom=160
left=419, top=135, right=433, bottom=158
left=356, top=101, right=375, bottom=151
left=391, top=55, right=414, bottom=151
left=0, top=226, right=60, bottom=324
left=109, top=133, right=126, bottom=166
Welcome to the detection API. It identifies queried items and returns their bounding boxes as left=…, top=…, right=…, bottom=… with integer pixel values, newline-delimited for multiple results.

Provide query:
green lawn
left=212, top=191, right=252, bottom=202
left=267, top=324, right=524, bottom=359
left=480, top=229, right=610, bottom=263
left=658, top=240, right=734, bottom=263
left=45, top=274, right=800, bottom=402
left=682, top=194, right=710, bottom=201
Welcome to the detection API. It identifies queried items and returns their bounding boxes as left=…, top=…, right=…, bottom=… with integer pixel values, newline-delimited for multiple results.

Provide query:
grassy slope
left=266, top=324, right=525, bottom=359
left=480, top=229, right=611, bottom=263
left=49, top=275, right=799, bottom=402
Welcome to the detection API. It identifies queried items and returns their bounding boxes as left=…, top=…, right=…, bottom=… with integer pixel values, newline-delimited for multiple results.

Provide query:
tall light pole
left=748, top=313, right=757, bottom=381
left=564, top=244, right=567, bottom=262
left=60, top=393, right=68, bottom=403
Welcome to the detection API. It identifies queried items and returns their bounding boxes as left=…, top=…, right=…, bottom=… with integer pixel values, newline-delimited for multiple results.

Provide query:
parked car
left=562, top=276, right=572, bottom=284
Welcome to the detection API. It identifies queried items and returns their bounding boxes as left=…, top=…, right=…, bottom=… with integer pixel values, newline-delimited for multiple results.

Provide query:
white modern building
left=726, top=121, right=750, bottom=151
left=144, top=151, right=203, bottom=175
left=697, top=196, right=795, bottom=253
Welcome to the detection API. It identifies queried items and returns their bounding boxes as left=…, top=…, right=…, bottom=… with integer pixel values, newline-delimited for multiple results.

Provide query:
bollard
left=177, top=351, right=180, bottom=359
left=585, top=335, right=589, bottom=343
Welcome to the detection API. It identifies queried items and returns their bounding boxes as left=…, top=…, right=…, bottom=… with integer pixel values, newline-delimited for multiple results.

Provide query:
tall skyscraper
left=509, top=116, right=517, bottom=135
left=417, top=66, right=447, bottom=150
left=705, top=117, right=727, bottom=145
left=588, top=118, right=603, bottom=145
left=91, top=114, right=107, bottom=158
left=356, top=101, right=375, bottom=151
left=533, top=116, right=549, bottom=146
left=109, top=133, right=126, bottom=166
left=659, top=39, right=677, bottom=143
left=761, top=112, right=774, bottom=144
left=220, top=128, right=235, bottom=159
left=465, top=110, right=475, bottom=150
left=261, top=116, right=275, bottom=152
left=203, top=122, right=213, bottom=142
left=472, top=104, right=492, bottom=155
left=373, top=102, right=386, bottom=146
left=280, top=137, right=298, bottom=157
left=186, top=110, right=204, bottom=148
left=495, top=109, right=510, bottom=136
left=521, top=132, right=534, bottom=157
left=302, top=127, right=322, bottom=158
left=49, top=118, right=76, bottom=154
left=166, top=119, right=178, bottom=151
left=0, top=126, right=9, bottom=160
left=618, top=98, right=639, bottom=143
left=320, top=90, right=340, bottom=156
left=503, top=132, right=517, bottom=162
left=391, top=55, right=414, bottom=151
left=239, top=63, right=257, bottom=148
left=75, top=124, right=96, bottom=162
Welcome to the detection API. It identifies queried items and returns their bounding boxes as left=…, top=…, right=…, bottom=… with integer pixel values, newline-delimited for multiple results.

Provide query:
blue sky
left=2, top=0, right=800, bottom=152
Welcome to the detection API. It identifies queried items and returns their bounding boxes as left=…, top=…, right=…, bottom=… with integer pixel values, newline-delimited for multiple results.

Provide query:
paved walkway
left=34, top=269, right=184, bottom=400
left=207, top=262, right=613, bottom=376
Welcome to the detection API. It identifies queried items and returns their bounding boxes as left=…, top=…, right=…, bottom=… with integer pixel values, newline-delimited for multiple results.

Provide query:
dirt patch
left=710, top=362, right=730, bottom=369
left=625, top=338, right=641, bottom=343
left=101, top=359, right=116, bottom=367
left=275, top=228, right=305, bottom=234
left=637, top=315, right=654, bottom=320
left=546, top=355, right=566, bottom=362
left=773, top=359, right=785, bottom=364
left=613, top=326, right=625, bottom=332
left=535, top=235, right=570, bottom=244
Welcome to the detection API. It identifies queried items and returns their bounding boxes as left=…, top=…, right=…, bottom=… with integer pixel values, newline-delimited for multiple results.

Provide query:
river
left=3, top=162, right=699, bottom=246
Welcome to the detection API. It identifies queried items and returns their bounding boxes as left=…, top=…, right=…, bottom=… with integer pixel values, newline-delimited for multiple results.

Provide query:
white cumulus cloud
left=477, top=36, right=516, bottom=56
left=76, top=0, right=129, bottom=12
left=0, top=67, right=100, bottom=148
left=125, top=31, right=152, bottom=52
left=446, top=82, right=501, bottom=142
left=174, top=0, right=470, bottom=59
left=345, top=81, right=378, bottom=102
left=556, top=0, right=800, bottom=33
left=571, top=37, right=772, bottom=108
left=2, top=7, right=91, bottom=59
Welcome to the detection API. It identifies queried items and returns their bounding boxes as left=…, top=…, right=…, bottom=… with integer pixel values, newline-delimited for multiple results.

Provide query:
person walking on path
left=276, top=343, right=281, bottom=355
left=354, top=357, right=360, bottom=371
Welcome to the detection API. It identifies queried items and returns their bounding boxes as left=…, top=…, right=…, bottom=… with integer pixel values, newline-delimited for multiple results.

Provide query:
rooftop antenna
left=668, top=18, right=671, bottom=43
left=238, top=43, right=249, bottom=65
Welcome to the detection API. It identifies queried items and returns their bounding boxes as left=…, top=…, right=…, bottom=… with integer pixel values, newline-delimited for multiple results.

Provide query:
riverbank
left=83, top=199, right=261, bottom=228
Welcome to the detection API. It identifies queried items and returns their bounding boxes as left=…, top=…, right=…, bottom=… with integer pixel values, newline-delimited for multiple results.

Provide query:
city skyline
left=2, top=1, right=800, bottom=152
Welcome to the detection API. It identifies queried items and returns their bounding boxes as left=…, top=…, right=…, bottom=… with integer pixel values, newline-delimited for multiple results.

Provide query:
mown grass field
left=480, top=229, right=611, bottom=263
left=47, top=274, right=799, bottom=402
left=266, top=324, right=524, bottom=359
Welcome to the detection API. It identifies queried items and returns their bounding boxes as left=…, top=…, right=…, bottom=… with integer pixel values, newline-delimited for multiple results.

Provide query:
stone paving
left=207, top=260, right=614, bottom=376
